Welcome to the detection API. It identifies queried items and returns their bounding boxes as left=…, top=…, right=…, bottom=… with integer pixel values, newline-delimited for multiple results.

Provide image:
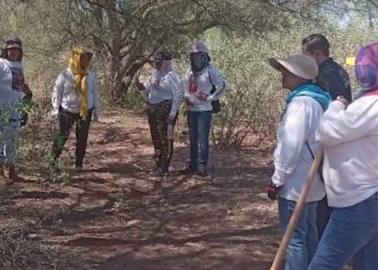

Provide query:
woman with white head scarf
left=136, top=50, right=184, bottom=176
left=183, top=41, right=227, bottom=176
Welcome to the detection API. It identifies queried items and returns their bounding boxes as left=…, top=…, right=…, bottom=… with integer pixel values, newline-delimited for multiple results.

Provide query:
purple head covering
left=355, top=42, right=378, bottom=92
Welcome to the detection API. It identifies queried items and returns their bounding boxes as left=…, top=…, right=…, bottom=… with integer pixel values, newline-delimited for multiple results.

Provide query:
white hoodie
left=317, top=97, right=378, bottom=207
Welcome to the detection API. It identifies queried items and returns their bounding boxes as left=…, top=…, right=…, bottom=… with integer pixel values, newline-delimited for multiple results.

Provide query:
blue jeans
left=308, top=192, right=378, bottom=270
left=278, top=197, right=318, bottom=270
left=187, top=111, right=212, bottom=172
left=0, top=120, right=20, bottom=165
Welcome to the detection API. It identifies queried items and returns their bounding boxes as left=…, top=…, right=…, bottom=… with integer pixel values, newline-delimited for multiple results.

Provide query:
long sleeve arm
left=51, top=73, right=64, bottom=118
left=317, top=98, right=378, bottom=146
left=272, top=99, right=309, bottom=186
left=91, top=72, right=100, bottom=118
left=168, top=73, right=184, bottom=117
left=207, top=66, right=227, bottom=101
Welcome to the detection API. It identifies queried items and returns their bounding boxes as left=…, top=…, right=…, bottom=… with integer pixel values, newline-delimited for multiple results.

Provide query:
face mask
left=190, top=52, right=210, bottom=73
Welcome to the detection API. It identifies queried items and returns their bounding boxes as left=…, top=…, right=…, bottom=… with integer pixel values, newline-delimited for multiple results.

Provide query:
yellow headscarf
left=68, top=47, right=90, bottom=119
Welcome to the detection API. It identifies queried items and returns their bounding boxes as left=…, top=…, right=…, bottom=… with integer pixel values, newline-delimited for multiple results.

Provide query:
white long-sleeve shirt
left=316, top=97, right=378, bottom=208
left=51, top=68, right=99, bottom=118
left=185, top=64, right=226, bottom=112
left=0, top=59, right=24, bottom=120
left=272, top=96, right=325, bottom=202
left=145, top=70, right=184, bottom=117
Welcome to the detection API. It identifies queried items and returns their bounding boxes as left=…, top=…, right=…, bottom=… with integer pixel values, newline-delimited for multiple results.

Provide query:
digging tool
left=270, top=146, right=324, bottom=270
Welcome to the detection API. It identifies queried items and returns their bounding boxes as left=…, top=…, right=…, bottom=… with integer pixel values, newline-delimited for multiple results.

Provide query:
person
left=302, top=34, right=351, bottom=101
left=302, top=33, right=352, bottom=239
left=51, top=48, right=99, bottom=170
left=0, top=36, right=32, bottom=181
left=184, top=41, right=226, bottom=176
left=268, top=54, right=331, bottom=270
left=308, top=42, right=378, bottom=270
left=135, top=50, right=184, bottom=176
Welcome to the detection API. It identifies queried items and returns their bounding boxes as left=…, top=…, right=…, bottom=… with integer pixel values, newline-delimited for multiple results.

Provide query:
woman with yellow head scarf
left=51, top=47, right=99, bottom=170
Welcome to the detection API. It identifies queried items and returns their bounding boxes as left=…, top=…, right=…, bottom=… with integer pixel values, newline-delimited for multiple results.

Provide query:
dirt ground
left=0, top=111, right=280, bottom=270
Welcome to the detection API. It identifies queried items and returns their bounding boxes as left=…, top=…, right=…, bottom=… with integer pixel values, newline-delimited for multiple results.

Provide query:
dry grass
left=0, top=229, right=81, bottom=270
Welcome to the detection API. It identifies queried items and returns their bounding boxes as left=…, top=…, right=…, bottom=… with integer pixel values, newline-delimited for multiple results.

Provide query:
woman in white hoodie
left=309, top=42, right=378, bottom=270
left=184, top=41, right=226, bottom=176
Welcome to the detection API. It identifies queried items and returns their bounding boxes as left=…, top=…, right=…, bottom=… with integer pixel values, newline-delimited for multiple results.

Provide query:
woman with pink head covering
left=309, top=42, right=378, bottom=269
left=183, top=41, right=227, bottom=176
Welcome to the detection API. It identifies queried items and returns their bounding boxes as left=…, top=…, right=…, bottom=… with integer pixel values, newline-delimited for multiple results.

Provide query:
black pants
left=52, top=107, right=92, bottom=167
left=146, top=101, right=177, bottom=173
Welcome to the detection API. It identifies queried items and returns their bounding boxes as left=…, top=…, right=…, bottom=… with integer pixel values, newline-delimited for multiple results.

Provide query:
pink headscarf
left=355, top=42, right=378, bottom=92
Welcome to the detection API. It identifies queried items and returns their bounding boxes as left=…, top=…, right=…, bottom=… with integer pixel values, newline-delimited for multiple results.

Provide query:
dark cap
left=154, top=50, right=173, bottom=62
left=4, top=36, right=22, bottom=50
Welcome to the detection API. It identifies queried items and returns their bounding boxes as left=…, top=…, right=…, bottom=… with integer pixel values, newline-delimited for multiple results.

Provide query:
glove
left=267, top=183, right=280, bottom=201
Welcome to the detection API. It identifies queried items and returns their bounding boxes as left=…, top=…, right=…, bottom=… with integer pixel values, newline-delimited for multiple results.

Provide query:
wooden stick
left=270, top=146, right=324, bottom=270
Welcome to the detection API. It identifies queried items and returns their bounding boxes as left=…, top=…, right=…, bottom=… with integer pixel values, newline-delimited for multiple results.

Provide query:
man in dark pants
left=302, top=34, right=352, bottom=239
left=51, top=48, right=99, bottom=170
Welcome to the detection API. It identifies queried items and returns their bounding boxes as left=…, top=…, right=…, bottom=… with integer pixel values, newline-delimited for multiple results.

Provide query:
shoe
left=3, top=166, right=19, bottom=183
left=0, top=164, right=4, bottom=176
left=179, top=167, right=197, bottom=175
left=74, top=165, right=83, bottom=172
left=150, top=168, right=165, bottom=177
left=197, top=168, right=208, bottom=177
left=49, top=160, right=61, bottom=174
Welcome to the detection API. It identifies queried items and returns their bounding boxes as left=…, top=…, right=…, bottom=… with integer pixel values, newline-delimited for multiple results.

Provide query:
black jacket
left=316, top=58, right=352, bottom=102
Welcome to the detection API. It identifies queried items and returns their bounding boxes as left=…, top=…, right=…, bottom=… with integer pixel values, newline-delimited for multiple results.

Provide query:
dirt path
left=0, top=111, right=279, bottom=270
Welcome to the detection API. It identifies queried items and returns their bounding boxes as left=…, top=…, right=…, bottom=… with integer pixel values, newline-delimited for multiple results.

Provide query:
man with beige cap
left=268, top=54, right=331, bottom=270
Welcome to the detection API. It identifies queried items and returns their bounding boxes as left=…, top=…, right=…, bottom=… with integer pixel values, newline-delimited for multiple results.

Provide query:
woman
left=136, top=50, right=184, bottom=176
left=0, top=36, right=32, bottom=181
left=51, top=48, right=99, bottom=170
left=268, top=54, right=331, bottom=270
left=184, top=41, right=226, bottom=176
left=309, top=42, right=378, bottom=270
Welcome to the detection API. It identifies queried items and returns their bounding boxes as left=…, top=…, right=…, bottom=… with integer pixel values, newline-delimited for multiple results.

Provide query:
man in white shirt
left=51, top=48, right=99, bottom=170
left=269, top=54, right=331, bottom=270
left=309, top=42, right=378, bottom=270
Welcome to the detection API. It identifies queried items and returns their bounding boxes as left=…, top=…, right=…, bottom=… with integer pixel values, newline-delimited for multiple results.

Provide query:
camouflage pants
left=146, top=100, right=177, bottom=173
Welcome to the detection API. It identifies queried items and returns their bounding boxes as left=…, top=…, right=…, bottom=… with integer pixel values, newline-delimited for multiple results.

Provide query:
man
left=302, top=33, right=352, bottom=238
left=268, top=54, right=331, bottom=270
left=302, top=34, right=351, bottom=102
left=309, top=42, right=378, bottom=270
left=51, top=48, right=99, bottom=171
left=135, top=50, right=184, bottom=176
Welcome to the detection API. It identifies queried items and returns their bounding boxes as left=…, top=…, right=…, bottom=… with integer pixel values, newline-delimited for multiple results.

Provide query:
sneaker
left=4, top=166, right=20, bottom=182
left=150, top=168, right=164, bottom=177
left=179, top=167, right=197, bottom=175
left=49, top=160, right=61, bottom=174
left=197, top=168, right=208, bottom=177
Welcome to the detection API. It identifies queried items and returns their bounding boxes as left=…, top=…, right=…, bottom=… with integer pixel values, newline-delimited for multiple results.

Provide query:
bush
left=205, top=25, right=378, bottom=148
